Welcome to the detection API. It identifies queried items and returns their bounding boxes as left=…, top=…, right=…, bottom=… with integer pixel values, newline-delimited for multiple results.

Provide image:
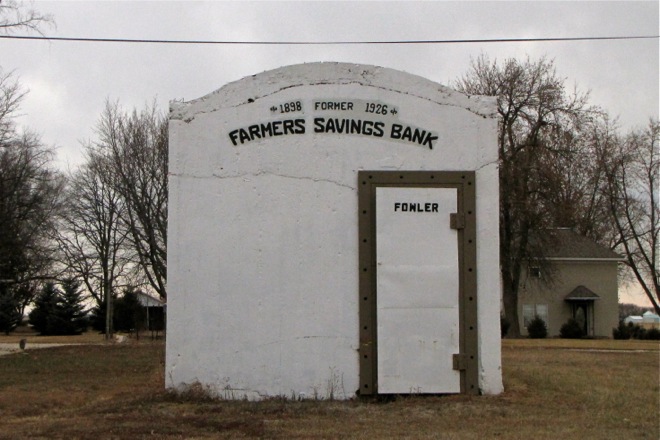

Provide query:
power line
left=0, top=34, right=657, bottom=45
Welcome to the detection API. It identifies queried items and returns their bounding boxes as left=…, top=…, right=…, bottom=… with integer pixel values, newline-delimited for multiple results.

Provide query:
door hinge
left=453, top=353, right=468, bottom=371
left=450, top=213, right=465, bottom=230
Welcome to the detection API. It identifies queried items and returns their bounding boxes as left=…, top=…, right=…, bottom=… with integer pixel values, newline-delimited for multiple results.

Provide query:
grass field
left=0, top=336, right=657, bottom=439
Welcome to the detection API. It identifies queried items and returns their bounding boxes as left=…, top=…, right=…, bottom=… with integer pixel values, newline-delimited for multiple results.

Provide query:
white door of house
left=375, top=186, right=461, bottom=393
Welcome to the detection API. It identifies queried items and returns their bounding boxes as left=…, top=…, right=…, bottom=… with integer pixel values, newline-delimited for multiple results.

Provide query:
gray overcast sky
left=2, top=1, right=658, bottom=169
left=1, top=0, right=658, bottom=305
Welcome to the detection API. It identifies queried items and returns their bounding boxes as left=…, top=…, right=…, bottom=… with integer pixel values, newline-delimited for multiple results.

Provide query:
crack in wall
left=169, top=170, right=357, bottom=191
left=474, top=158, right=500, bottom=172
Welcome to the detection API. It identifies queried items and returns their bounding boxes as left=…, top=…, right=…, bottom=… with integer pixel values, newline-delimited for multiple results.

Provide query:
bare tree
left=59, top=153, right=132, bottom=306
left=0, top=1, right=55, bottom=332
left=0, top=63, right=62, bottom=333
left=1, top=0, right=53, bottom=136
left=0, top=0, right=54, bottom=35
left=1, top=0, right=53, bottom=139
left=599, top=120, right=660, bottom=312
left=455, top=56, right=592, bottom=336
left=0, top=132, right=64, bottom=331
left=540, top=114, right=620, bottom=247
left=0, top=69, right=26, bottom=145
left=93, top=101, right=168, bottom=299
left=58, top=151, right=136, bottom=337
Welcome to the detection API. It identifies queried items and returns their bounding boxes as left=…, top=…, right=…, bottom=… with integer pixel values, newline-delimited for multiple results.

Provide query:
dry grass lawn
left=0, top=336, right=657, bottom=439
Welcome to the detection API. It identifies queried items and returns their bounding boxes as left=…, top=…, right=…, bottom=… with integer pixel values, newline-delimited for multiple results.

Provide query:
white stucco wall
left=166, top=62, right=503, bottom=398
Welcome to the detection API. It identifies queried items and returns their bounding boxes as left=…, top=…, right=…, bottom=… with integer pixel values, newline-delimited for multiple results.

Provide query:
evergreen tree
left=114, top=289, right=145, bottom=333
left=89, top=301, right=107, bottom=333
left=56, top=279, right=87, bottom=335
left=0, top=288, right=22, bottom=334
left=29, top=281, right=88, bottom=335
left=28, top=282, right=60, bottom=335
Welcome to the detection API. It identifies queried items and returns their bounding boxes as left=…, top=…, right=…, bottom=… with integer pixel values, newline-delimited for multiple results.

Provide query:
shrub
left=612, top=320, right=631, bottom=339
left=629, top=322, right=647, bottom=340
left=613, top=321, right=660, bottom=340
left=527, top=316, right=548, bottom=339
left=645, top=328, right=660, bottom=340
left=560, top=318, right=584, bottom=339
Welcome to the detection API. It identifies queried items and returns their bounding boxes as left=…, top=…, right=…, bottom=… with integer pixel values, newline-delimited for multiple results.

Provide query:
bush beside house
left=527, top=316, right=548, bottom=339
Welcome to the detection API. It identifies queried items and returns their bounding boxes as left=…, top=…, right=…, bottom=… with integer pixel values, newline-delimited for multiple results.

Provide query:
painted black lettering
left=361, top=120, right=373, bottom=135
left=326, top=118, right=336, bottom=133
left=294, top=118, right=305, bottom=134
left=423, top=132, right=439, bottom=149
left=350, top=119, right=362, bottom=134
left=373, top=122, right=385, bottom=137
left=249, top=124, right=261, bottom=140
left=315, top=101, right=354, bottom=111
left=401, top=126, right=413, bottom=142
left=412, top=128, right=425, bottom=145
left=229, top=129, right=239, bottom=146
left=260, top=122, right=273, bottom=137
left=239, top=128, right=251, bottom=144
left=390, top=124, right=402, bottom=139
left=394, top=202, right=441, bottom=213
left=272, top=121, right=283, bottom=136
left=283, top=119, right=295, bottom=134
left=314, top=117, right=325, bottom=133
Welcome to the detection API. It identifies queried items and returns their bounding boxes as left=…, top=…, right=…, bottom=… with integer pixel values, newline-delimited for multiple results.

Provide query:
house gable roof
left=544, top=229, right=622, bottom=261
left=565, top=285, right=601, bottom=301
left=136, top=291, right=164, bottom=307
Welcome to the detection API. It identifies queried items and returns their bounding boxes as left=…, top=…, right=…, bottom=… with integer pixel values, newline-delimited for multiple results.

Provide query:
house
left=135, top=292, right=165, bottom=334
left=624, top=315, right=644, bottom=326
left=519, top=228, right=622, bottom=337
left=640, top=311, right=660, bottom=329
left=625, top=312, right=660, bottom=329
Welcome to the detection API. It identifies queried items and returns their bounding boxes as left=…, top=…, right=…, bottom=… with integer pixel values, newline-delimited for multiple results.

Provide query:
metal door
left=358, top=171, right=479, bottom=395
left=375, top=187, right=460, bottom=393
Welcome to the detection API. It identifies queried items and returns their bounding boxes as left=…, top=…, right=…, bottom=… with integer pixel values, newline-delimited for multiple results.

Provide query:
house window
left=523, top=303, right=548, bottom=327
left=536, top=304, right=548, bottom=323
left=529, top=266, right=541, bottom=278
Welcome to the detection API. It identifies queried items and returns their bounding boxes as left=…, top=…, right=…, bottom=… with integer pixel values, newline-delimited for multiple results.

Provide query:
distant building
left=640, top=311, right=660, bottom=329
left=624, top=312, right=660, bottom=330
left=136, top=292, right=165, bottom=333
left=624, top=315, right=644, bottom=325
left=519, top=229, right=622, bottom=337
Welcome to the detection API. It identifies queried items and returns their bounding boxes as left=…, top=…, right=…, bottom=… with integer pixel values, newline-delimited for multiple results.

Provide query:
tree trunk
left=502, top=272, right=521, bottom=337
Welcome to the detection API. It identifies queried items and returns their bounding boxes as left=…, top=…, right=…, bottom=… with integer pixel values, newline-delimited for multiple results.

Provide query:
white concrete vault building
left=166, top=62, right=503, bottom=399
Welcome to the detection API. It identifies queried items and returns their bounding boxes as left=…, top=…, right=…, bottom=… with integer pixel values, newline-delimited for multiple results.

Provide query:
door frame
left=571, top=301, right=595, bottom=337
left=358, top=171, right=479, bottom=395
